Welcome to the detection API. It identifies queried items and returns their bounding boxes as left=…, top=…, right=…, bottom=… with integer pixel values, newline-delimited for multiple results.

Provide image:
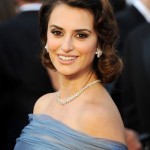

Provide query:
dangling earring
left=95, top=48, right=102, bottom=58
left=45, top=44, right=48, bottom=52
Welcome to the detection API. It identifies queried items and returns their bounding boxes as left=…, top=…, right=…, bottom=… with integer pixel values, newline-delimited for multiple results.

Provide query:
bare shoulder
left=33, top=92, right=56, bottom=114
left=79, top=96, right=126, bottom=145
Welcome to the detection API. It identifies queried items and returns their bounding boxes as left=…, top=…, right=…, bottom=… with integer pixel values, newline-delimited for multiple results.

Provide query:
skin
left=125, top=128, right=142, bottom=150
left=142, top=0, right=150, bottom=10
left=34, top=4, right=126, bottom=145
left=47, top=4, right=97, bottom=79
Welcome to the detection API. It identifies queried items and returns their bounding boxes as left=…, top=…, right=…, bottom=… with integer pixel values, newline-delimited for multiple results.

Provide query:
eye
left=51, top=30, right=63, bottom=36
left=76, top=33, right=88, bottom=39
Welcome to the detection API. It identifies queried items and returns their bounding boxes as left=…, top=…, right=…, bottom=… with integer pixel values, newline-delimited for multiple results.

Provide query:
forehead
left=48, top=4, right=94, bottom=30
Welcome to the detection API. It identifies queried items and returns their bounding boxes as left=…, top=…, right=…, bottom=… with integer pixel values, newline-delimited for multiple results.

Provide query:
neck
left=57, top=79, right=101, bottom=105
left=59, top=72, right=98, bottom=97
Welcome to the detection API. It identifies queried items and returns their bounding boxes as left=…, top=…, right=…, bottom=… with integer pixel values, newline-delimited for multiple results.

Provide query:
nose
left=61, top=36, right=74, bottom=52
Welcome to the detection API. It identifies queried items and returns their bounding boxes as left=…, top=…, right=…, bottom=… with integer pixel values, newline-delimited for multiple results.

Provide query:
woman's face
left=47, top=4, right=98, bottom=77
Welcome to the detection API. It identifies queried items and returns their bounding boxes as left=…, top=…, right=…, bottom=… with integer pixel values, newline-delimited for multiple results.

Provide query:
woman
left=14, top=0, right=127, bottom=149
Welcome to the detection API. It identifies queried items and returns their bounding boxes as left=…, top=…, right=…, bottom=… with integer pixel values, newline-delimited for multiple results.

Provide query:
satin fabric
left=14, top=114, right=127, bottom=150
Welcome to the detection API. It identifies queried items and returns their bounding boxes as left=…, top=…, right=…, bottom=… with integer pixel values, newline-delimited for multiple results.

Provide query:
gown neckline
left=29, top=113, right=127, bottom=148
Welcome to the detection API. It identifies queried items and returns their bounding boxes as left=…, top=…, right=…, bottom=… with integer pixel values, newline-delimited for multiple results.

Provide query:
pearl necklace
left=57, top=80, right=101, bottom=105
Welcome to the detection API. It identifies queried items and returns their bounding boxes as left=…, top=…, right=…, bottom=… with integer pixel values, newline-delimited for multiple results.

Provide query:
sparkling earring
left=45, top=44, right=48, bottom=52
left=95, top=48, right=102, bottom=58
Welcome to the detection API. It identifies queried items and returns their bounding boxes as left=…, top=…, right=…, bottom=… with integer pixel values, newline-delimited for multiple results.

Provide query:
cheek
left=80, top=40, right=97, bottom=66
left=47, top=38, right=59, bottom=63
left=47, top=32, right=62, bottom=52
left=47, top=39, right=60, bottom=52
left=78, top=45, right=96, bottom=68
left=78, top=40, right=97, bottom=56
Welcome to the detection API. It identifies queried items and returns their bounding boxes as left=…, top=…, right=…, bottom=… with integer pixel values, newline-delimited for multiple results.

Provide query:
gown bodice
left=14, top=114, right=127, bottom=150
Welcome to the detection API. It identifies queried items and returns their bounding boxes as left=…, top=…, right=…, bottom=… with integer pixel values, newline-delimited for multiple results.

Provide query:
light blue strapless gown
left=14, top=114, right=128, bottom=150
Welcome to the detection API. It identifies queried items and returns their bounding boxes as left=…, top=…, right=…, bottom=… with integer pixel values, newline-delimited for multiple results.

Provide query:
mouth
left=58, top=54, right=77, bottom=61
left=57, top=54, right=78, bottom=64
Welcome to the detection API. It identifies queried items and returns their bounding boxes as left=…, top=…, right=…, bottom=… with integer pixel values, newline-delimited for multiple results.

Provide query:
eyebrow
left=50, top=25, right=92, bottom=33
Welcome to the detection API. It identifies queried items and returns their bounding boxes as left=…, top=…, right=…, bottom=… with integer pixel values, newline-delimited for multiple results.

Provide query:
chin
left=59, top=71, right=75, bottom=76
left=55, top=65, right=77, bottom=75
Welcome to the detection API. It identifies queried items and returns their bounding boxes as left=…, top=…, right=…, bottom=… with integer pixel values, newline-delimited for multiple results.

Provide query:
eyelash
left=51, top=30, right=89, bottom=39
left=51, top=30, right=62, bottom=36
left=76, top=33, right=88, bottom=39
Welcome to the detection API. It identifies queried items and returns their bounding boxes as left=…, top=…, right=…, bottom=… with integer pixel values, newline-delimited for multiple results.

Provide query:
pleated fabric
left=14, top=114, right=127, bottom=150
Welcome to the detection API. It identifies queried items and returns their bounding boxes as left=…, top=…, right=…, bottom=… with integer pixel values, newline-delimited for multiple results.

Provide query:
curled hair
left=39, top=0, right=123, bottom=83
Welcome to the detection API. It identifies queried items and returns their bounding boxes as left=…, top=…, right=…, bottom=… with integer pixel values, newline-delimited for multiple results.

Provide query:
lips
left=57, top=54, right=78, bottom=64
left=58, top=55, right=76, bottom=60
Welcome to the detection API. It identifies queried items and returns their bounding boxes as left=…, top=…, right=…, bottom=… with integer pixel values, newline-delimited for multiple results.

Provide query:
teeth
left=58, top=55, right=75, bottom=60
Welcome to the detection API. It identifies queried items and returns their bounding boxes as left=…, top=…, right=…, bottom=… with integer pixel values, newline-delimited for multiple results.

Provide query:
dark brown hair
left=39, top=0, right=123, bottom=83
